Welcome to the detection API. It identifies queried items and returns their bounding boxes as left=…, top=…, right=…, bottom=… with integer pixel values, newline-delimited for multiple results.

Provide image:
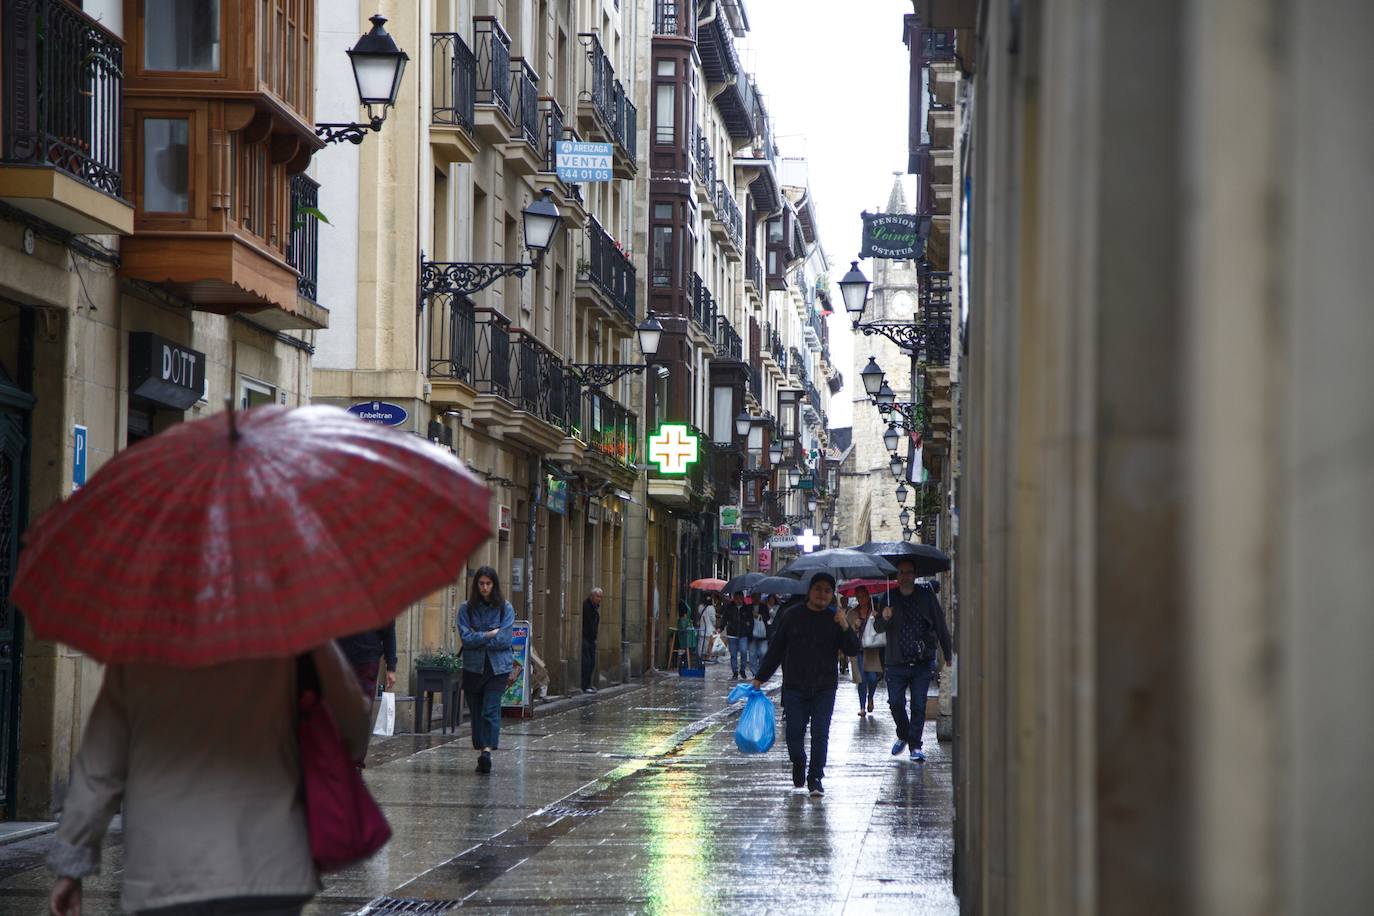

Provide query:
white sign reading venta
left=555, top=141, right=614, bottom=182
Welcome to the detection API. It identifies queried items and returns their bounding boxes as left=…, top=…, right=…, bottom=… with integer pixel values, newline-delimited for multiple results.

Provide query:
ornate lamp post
left=316, top=15, right=410, bottom=145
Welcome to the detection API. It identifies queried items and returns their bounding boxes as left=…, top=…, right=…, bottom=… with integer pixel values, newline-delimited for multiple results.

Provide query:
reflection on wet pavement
left=0, top=667, right=956, bottom=914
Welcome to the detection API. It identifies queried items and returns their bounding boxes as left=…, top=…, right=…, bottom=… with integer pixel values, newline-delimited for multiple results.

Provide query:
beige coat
left=48, top=657, right=358, bottom=912
left=847, top=607, right=884, bottom=678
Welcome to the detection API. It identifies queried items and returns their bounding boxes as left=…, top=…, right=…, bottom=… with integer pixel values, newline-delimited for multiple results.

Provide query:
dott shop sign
left=860, top=212, right=923, bottom=259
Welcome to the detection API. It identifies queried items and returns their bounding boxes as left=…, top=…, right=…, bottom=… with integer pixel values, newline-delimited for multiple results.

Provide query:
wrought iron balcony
left=286, top=174, right=320, bottom=302
left=580, top=216, right=636, bottom=319
left=468, top=312, right=567, bottom=427
left=474, top=17, right=512, bottom=116
left=714, top=180, right=744, bottom=250
left=539, top=97, right=564, bottom=173
left=570, top=387, right=639, bottom=469
left=691, top=127, right=717, bottom=190
left=921, top=29, right=957, bottom=64
left=431, top=32, right=476, bottom=133
left=746, top=253, right=764, bottom=294
left=1, top=0, right=124, bottom=198
left=713, top=314, right=743, bottom=362
left=653, top=0, right=696, bottom=39
left=425, top=290, right=477, bottom=384
left=689, top=272, right=717, bottom=336
left=509, top=59, right=539, bottom=149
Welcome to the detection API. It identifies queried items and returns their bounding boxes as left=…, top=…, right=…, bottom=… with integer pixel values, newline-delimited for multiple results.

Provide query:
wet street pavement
left=0, top=665, right=955, bottom=914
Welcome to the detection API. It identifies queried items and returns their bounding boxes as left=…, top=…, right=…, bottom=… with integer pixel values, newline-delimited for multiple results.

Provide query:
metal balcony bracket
left=420, top=260, right=530, bottom=296
left=567, top=363, right=646, bottom=391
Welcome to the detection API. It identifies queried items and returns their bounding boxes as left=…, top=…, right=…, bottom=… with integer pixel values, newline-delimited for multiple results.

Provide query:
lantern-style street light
left=883, top=424, right=901, bottom=453
left=735, top=410, right=752, bottom=438
left=768, top=441, right=784, bottom=465
left=419, top=189, right=565, bottom=296
left=839, top=260, right=871, bottom=322
left=861, top=356, right=885, bottom=397
left=895, top=482, right=909, bottom=505
left=806, top=494, right=818, bottom=513
left=876, top=381, right=896, bottom=406
left=787, top=466, right=801, bottom=488
left=889, top=453, right=905, bottom=479
left=317, top=15, right=410, bottom=144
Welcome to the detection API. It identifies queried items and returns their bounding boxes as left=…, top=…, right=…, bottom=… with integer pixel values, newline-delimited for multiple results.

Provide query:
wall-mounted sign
left=797, top=528, right=822, bottom=554
left=720, top=506, right=740, bottom=529
left=729, top=532, right=752, bottom=556
left=769, top=535, right=797, bottom=548
left=499, top=505, right=512, bottom=532
left=128, top=332, right=206, bottom=410
left=546, top=476, right=568, bottom=516
left=72, top=425, right=87, bottom=490
left=555, top=141, right=614, bottom=182
left=511, top=558, right=525, bottom=592
left=860, top=211, right=923, bottom=260
left=648, top=423, right=700, bottom=475
left=758, top=547, right=772, bottom=572
left=347, top=400, right=409, bottom=426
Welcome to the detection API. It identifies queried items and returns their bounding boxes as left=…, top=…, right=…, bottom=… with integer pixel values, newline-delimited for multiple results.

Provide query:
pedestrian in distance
left=581, top=587, right=603, bottom=693
left=746, top=595, right=772, bottom=679
left=336, top=619, right=398, bottom=765
left=873, top=559, right=953, bottom=762
left=699, top=594, right=719, bottom=663
left=725, top=589, right=749, bottom=678
left=47, top=643, right=371, bottom=916
left=847, top=587, right=883, bottom=717
left=457, top=566, right=516, bottom=775
left=753, top=572, right=861, bottom=797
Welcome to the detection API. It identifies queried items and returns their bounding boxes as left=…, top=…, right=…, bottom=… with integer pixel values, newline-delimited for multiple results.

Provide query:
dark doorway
left=0, top=363, right=34, bottom=816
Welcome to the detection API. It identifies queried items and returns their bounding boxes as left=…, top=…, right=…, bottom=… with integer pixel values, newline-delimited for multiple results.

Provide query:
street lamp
left=821, top=516, right=831, bottom=532
left=787, top=465, right=801, bottom=488
left=637, top=314, right=664, bottom=359
left=419, top=189, right=565, bottom=296
left=735, top=410, right=753, bottom=438
left=902, top=527, right=915, bottom=541
left=806, top=494, right=818, bottom=513
left=889, top=453, right=905, bottom=479
left=830, top=532, right=841, bottom=548
left=768, top=441, right=784, bottom=465
left=317, top=15, right=410, bottom=144
left=895, top=482, right=909, bottom=505
left=882, top=424, right=900, bottom=453
left=900, top=508, right=912, bottom=529
left=876, top=381, right=896, bottom=407
left=567, top=311, right=665, bottom=390
left=839, top=260, right=871, bottom=322
left=861, top=356, right=885, bottom=397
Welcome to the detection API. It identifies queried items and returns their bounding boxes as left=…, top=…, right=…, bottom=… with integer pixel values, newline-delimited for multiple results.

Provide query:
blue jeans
left=466, top=678, right=505, bottom=750
left=781, top=687, right=837, bottom=781
left=747, top=639, right=767, bottom=678
left=886, top=662, right=936, bottom=748
left=855, top=653, right=881, bottom=706
left=727, top=636, right=743, bottom=674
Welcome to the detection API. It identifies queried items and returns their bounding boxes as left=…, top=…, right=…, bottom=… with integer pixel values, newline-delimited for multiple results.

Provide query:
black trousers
left=581, top=638, right=597, bottom=690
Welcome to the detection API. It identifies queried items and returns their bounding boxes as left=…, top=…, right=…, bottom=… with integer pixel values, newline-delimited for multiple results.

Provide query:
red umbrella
left=836, top=578, right=896, bottom=597
left=11, top=405, right=492, bottom=667
left=689, top=577, right=727, bottom=591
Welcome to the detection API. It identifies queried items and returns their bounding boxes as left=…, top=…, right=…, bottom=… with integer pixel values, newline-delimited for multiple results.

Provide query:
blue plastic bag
left=728, top=683, right=776, bottom=754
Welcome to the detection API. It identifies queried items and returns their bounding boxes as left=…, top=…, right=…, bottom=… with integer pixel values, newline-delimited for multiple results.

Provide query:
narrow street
left=0, top=667, right=954, bottom=915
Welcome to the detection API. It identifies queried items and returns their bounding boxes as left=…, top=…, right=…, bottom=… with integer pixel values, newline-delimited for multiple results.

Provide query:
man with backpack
left=873, top=559, right=953, bottom=762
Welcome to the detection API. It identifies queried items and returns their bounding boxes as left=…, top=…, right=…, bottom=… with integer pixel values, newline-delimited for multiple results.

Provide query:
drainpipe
left=524, top=453, right=540, bottom=635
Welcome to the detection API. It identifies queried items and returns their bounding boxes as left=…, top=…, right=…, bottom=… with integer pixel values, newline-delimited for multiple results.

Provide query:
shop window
left=239, top=377, right=277, bottom=409
left=145, top=0, right=221, bottom=72
left=142, top=118, right=190, bottom=212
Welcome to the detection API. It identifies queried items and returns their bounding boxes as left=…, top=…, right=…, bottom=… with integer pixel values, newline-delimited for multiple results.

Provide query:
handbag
left=297, top=667, right=392, bottom=872
left=861, top=613, right=887, bottom=649
left=752, top=617, right=767, bottom=640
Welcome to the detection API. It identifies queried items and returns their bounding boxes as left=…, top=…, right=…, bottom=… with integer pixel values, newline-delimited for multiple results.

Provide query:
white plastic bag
left=862, top=614, right=887, bottom=650
left=372, top=691, right=396, bottom=737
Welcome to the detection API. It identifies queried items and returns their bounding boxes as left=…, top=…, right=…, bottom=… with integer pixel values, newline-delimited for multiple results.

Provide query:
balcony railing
left=510, top=59, right=539, bottom=148
left=691, top=126, right=716, bottom=190
left=474, top=17, right=512, bottom=116
left=714, top=181, right=744, bottom=249
left=654, top=0, right=696, bottom=39
left=578, top=33, right=636, bottom=157
left=921, top=29, right=957, bottom=64
left=432, top=32, right=476, bottom=132
left=746, top=254, right=764, bottom=293
left=1, top=0, right=124, bottom=197
left=689, top=272, right=716, bottom=335
left=539, top=97, right=564, bottom=173
left=714, top=314, right=743, bottom=361
left=581, top=217, right=636, bottom=319
left=573, top=388, right=638, bottom=469
left=425, top=290, right=477, bottom=384
left=286, top=174, right=320, bottom=302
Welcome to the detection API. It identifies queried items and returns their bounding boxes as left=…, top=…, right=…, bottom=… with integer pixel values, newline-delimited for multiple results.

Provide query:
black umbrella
left=751, top=576, right=810, bottom=597
left=778, top=549, right=898, bottom=582
left=856, top=541, right=951, bottom=577
left=722, top=571, right=766, bottom=595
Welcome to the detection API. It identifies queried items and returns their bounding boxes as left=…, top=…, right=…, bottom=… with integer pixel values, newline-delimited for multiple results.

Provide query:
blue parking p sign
left=73, top=424, right=87, bottom=490
left=555, top=141, right=614, bottom=182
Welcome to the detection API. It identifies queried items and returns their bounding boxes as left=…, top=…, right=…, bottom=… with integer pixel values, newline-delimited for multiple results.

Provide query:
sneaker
left=858, top=709, right=866, bottom=717
left=586, top=686, right=598, bottom=694
left=477, top=751, right=492, bottom=774
left=910, top=748, right=925, bottom=762
left=808, top=780, right=825, bottom=797
left=792, top=760, right=806, bottom=789
left=891, top=740, right=907, bottom=756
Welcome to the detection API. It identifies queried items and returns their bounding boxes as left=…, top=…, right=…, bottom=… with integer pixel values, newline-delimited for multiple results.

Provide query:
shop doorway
left=0, top=370, right=33, bottom=815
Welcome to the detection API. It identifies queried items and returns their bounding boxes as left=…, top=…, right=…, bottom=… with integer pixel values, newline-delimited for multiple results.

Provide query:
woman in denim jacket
left=457, top=566, right=515, bottom=774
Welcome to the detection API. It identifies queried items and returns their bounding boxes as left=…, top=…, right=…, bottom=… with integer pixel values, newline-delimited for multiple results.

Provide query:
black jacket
left=336, top=621, right=398, bottom=672
left=755, top=601, right=861, bottom=691
left=723, top=601, right=750, bottom=638
left=582, top=598, right=600, bottom=643
left=873, top=584, right=953, bottom=666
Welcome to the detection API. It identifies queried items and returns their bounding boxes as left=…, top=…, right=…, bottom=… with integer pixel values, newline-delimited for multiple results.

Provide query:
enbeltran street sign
left=648, top=423, right=700, bottom=475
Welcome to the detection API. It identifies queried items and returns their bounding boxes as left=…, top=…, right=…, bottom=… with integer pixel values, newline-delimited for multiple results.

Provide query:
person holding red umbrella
left=12, top=405, right=493, bottom=916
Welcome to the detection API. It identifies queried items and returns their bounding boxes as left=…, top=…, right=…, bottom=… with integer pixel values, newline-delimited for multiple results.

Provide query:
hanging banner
left=546, top=476, right=568, bottom=515
left=860, top=211, right=923, bottom=260
left=556, top=141, right=614, bottom=182
left=720, top=505, right=741, bottom=530
left=502, top=621, right=532, bottom=711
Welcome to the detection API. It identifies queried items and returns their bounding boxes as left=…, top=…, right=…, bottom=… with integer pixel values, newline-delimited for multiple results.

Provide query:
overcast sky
left=741, top=0, right=914, bottom=428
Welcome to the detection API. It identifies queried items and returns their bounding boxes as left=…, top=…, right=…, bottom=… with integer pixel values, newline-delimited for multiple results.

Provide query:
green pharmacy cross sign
left=648, top=423, right=700, bottom=475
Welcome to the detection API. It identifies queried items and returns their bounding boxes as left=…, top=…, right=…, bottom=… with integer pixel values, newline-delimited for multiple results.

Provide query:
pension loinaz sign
left=860, top=211, right=923, bottom=260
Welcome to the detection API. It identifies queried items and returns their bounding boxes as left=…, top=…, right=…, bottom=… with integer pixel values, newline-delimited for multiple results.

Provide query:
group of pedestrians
left=719, top=590, right=777, bottom=679
left=749, top=557, right=953, bottom=796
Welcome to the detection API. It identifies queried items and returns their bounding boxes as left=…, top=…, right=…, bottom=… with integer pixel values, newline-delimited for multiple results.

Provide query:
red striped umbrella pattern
left=11, top=405, right=492, bottom=667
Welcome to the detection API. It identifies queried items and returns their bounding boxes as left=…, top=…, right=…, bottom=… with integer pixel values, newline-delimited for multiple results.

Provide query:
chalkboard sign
left=860, top=212, right=923, bottom=259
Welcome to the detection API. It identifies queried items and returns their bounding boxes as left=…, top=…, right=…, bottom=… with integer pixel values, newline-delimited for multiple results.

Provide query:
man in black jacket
left=873, top=559, right=953, bottom=762
left=724, top=590, right=749, bottom=678
left=753, top=572, right=861, bottom=796
left=581, top=588, right=603, bottom=693
left=337, top=621, right=398, bottom=765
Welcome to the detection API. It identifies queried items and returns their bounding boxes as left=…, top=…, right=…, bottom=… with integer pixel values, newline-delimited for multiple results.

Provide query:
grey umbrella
left=751, top=575, right=810, bottom=597
left=855, top=541, right=951, bottom=577
left=777, top=548, right=898, bottom=582
left=722, top=571, right=766, bottom=595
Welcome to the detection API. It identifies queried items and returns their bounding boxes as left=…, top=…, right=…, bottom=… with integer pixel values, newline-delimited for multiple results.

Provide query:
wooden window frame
left=130, top=103, right=208, bottom=229
left=130, top=0, right=232, bottom=83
